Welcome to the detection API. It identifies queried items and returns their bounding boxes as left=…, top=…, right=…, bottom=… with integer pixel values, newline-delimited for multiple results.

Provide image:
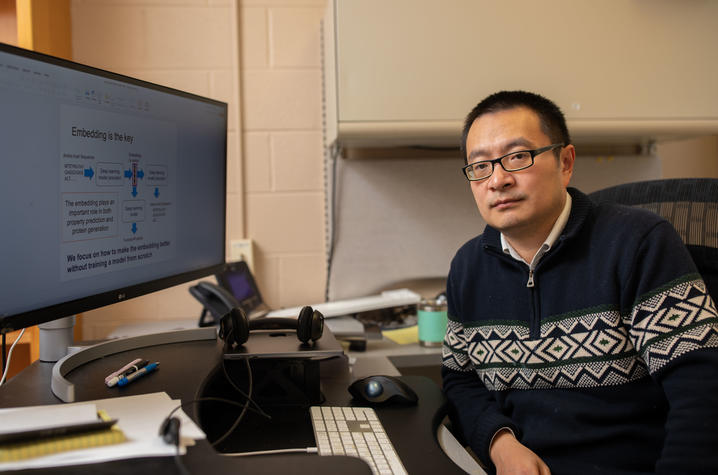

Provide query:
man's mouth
left=491, top=197, right=523, bottom=209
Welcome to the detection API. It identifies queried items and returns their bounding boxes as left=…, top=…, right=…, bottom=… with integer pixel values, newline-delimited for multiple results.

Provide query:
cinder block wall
left=71, top=0, right=329, bottom=338
left=71, top=0, right=241, bottom=338
left=239, top=0, right=327, bottom=308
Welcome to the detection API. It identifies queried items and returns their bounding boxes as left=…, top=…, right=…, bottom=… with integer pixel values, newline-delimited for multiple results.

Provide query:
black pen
left=123, top=360, right=150, bottom=376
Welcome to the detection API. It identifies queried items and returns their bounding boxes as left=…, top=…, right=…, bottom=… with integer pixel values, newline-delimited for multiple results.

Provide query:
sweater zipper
left=484, top=245, right=540, bottom=337
left=527, top=266, right=539, bottom=338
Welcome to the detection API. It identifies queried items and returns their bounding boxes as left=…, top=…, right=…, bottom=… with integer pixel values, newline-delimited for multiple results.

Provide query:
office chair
left=588, top=178, right=718, bottom=301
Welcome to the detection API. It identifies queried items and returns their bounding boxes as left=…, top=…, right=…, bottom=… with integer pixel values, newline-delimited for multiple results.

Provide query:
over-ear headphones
left=218, top=306, right=324, bottom=346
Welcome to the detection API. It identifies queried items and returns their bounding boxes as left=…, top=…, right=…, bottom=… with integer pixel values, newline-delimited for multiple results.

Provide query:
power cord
left=160, top=356, right=272, bottom=474
left=221, top=447, right=318, bottom=457
left=220, top=356, right=271, bottom=420
left=0, top=328, right=25, bottom=387
left=1, top=332, right=5, bottom=374
left=210, top=357, right=258, bottom=447
left=324, top=141, right=341, bottom=302
left=162, top=396, right=258, bottom=475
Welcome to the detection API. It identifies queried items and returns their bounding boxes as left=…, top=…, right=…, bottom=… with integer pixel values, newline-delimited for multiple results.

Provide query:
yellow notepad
left=0, top=410, right=126, bottom=463
left=382, top=324, right=419, bottom=345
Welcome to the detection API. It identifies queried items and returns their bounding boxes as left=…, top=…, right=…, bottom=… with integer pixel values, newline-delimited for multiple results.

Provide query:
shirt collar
left=501, top=191, right=572, bottom=266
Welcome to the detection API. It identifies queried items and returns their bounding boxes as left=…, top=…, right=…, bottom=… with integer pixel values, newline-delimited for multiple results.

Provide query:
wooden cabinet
left=1, top=0, right=71, bottom=59
left=1, top=0, right=75, bottom=378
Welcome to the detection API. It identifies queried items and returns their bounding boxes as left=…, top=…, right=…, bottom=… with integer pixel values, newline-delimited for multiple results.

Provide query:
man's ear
left=560, top=144, right=576, bottom=186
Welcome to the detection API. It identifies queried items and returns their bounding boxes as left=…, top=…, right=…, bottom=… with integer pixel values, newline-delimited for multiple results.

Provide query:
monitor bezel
left=0, top=42, right=228, bottom=333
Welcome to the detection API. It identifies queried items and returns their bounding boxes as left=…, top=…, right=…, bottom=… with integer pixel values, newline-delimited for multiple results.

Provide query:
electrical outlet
left=229, top=239, right=254, bottom=271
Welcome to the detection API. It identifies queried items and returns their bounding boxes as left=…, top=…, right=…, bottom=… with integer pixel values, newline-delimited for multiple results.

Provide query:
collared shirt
left=500, top=191, right=572, bottom=286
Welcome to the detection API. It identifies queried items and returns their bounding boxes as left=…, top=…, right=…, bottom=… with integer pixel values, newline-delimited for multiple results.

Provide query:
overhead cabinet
left=323, top=0, right=718, bottom=149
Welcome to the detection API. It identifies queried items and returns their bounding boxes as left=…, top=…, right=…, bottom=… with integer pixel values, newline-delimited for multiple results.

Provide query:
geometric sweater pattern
left=443, top=276, right=718, bottom=390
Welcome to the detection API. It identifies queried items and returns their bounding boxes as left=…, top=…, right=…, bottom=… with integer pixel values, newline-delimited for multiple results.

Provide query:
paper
left=324, top=315, right=365, bottom=336
left=0, top=403, right=98, bottom=435
left=0, top=392, right=205, bottom=471
left=382, top=325, right=419, bottom=345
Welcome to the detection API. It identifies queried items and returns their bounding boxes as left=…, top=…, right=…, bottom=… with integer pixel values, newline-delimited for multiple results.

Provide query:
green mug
left=418, top=299, right=447, bottom=347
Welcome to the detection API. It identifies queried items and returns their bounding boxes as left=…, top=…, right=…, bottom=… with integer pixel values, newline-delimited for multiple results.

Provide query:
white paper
left=0, top=392, right=206, bottom=472
left=0, top=403, right=97, bottom=435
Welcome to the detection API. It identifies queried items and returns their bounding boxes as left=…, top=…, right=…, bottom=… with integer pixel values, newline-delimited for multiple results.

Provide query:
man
left=442, top=90, right=718, bottom=474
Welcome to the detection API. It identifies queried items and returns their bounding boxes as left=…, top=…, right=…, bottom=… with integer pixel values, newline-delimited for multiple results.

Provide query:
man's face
left=465, top=106, right=575, bottom=239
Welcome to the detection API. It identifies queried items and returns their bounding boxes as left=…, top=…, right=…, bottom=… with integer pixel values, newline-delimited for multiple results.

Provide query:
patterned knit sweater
left=442, top=188, right=718, bottom=474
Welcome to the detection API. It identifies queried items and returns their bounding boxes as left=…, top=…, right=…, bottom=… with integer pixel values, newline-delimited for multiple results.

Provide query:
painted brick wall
left=71, top=0, right=244, bottom=338
left=239, top=0, right=328, bottom=308
left=71, top=0, right=330, bottom=338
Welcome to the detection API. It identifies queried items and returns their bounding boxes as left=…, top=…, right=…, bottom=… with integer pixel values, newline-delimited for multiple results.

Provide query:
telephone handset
left=189, top=281, right=240, bottom=327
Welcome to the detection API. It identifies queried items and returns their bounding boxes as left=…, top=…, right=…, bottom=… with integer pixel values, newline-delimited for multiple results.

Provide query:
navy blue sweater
left=442, top=188, right=718, bottom=474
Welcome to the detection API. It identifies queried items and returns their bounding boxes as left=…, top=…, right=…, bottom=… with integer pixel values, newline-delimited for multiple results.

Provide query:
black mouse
left=348, top=375, right=418, bottom=405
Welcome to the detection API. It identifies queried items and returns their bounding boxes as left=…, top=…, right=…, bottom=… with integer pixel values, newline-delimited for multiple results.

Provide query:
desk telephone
left=189, top=281, right=239, bottom=327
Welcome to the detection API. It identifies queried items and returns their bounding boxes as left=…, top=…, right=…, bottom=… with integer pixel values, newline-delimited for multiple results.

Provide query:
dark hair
left=460, top=90, right=571, bottom=163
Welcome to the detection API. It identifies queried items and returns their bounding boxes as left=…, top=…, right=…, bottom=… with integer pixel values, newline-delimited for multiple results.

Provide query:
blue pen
left=106, top=360, right=150, bottom=387
left=117, top=362, right=159, bottom=387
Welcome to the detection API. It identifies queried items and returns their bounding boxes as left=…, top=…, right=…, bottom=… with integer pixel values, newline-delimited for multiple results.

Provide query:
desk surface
left=0, top=337, right=462, bottom=475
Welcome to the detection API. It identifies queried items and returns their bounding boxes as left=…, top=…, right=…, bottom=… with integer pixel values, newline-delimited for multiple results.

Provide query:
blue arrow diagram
left=124, top=169, right=132, bottom=178
left=131, top=223, right=137, bottom=234
left=154, top=187, right=159, bottom=198
left=137, top=169, right=144, bottom=179
left=131, top=186, right=138, bottom=197
left=84, top=167, right=94, bottom=179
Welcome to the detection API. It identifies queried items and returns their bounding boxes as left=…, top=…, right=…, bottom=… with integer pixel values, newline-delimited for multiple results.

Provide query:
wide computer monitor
left=0, top=43, right=227, bottom=335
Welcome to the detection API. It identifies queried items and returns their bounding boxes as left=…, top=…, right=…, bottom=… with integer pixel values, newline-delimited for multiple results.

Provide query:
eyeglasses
left=462, top=143, right=564, bottom=181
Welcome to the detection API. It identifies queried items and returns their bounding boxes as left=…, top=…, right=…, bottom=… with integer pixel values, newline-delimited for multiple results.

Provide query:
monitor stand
left=50, top=327, right=217, bottom=402
left=38, top=315, right=76, bottom=362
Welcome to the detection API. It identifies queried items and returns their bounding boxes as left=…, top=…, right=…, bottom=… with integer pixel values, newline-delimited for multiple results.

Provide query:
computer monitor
left=0, top=43, right=227, bottom=335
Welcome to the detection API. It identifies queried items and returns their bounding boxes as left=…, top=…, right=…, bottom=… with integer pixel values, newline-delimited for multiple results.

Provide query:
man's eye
left=510, top=152, right=530, bottom=161
left=473, top=162, right=490, bottom=171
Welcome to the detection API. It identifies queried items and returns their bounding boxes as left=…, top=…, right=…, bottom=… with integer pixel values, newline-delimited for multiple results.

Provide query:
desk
left=348, top=338, right=443, bottom=391
left=0, top=336, right=463, bottom=475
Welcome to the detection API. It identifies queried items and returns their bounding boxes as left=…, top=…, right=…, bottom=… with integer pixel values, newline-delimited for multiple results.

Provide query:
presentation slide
left=59, top=105, right=177, bottom=281
left=0, top=45, right=226, bottom=321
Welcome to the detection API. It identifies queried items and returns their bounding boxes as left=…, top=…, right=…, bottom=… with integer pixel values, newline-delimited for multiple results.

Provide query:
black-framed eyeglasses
left=462, top=143, right=564, bottom=181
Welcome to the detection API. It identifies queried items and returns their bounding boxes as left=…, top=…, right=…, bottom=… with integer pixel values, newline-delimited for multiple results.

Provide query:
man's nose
left=487, top=162, right=514, bottom=190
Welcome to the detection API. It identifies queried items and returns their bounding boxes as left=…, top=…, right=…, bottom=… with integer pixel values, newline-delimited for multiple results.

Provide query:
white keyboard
left=310, top=406, right=408, bottom=475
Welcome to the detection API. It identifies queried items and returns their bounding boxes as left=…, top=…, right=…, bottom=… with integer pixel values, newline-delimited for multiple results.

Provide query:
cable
left=2, top=332, right=6, bottom=375
left=210, top=357, right=254, bottom=447
left=0, top=328, right=25, bottom=387
left=162, top=394, right=266, bottom=475
left=173, top=442, right=190, bottom=475
left=220, top=356, right=271, bottom=419
left=161, top=356, right=267, bottom=449
left=160, top=356, right=282, bottom=474
left=324, top=141, right=341, bottom=302
left=165, top=396, right=262, bottom=424
left=221, top=447, right=318, bottom=457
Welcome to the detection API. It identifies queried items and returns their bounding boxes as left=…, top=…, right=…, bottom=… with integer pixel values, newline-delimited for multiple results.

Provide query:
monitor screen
left=0, top=43, right=227, bottom=333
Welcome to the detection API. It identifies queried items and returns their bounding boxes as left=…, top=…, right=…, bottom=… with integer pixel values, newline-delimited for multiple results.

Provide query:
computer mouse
left=348, top=375, right=418, bottom=405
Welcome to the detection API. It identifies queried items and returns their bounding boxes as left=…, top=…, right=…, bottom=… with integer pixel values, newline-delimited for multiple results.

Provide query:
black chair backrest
left=588, top=178, right=718, bottom=302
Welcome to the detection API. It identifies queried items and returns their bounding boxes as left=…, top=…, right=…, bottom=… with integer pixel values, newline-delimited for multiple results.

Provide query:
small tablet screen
left=216, top=261, right=265, bottom=315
